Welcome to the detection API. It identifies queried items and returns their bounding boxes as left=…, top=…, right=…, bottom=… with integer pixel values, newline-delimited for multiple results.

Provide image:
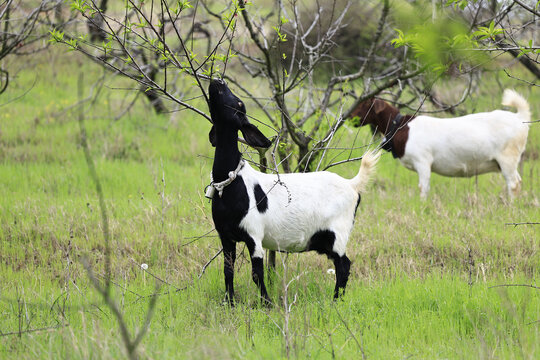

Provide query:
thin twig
left=332, top=303, right=366, bottom=360
left=0, top=324, right=68, bottom=337
left=198, top=248, right=223, bottom=280
left=504, top=222, right=540, bottom=227
left=489, top=284, right=540, bottom=291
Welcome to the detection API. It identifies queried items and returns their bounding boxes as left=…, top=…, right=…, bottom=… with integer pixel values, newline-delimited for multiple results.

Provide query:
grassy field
left=0, top=49, right=539, bottom=359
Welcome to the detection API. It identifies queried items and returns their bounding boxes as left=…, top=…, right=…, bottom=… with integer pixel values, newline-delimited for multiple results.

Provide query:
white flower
left=327, top=268, right=335, bottom=275
left=141, top=263, right=148, bottom=270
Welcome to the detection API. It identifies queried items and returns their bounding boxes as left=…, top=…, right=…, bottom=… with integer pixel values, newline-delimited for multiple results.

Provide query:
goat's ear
left=373, top=99, right=386, bottom=114
left=209, top=125, right=217, bottom=147
left=241, top=123, right=272, bottom=148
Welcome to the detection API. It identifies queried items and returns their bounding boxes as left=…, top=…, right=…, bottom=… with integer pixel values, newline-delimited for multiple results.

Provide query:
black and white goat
left=348, top=89, right=531, bottom=199
left=206, top=79, right=380, bottom=304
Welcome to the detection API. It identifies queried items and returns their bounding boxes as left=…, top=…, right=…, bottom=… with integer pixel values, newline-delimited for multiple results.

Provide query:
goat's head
left=349, top=98, right=389, bottom=127
left=208, top=79, right=272, bottom=148
left=349, top=98, right=401, bottom=135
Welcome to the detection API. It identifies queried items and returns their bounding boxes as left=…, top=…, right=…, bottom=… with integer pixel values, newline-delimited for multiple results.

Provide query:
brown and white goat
left=349, top=90, right=531, bottom=199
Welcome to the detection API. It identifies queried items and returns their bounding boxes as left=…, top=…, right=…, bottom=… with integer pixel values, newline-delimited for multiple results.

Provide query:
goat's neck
left=212, top=128, right=242, bottom=182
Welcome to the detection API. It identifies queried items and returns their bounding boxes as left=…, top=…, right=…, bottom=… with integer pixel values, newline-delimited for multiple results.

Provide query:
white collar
left=206, top=159, right=245, bottom=198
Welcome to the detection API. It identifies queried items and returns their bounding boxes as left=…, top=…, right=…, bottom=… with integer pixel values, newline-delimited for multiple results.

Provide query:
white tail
left=501, top=89, right=530, bottom=122
left=351, top=150, right=382, bottom=193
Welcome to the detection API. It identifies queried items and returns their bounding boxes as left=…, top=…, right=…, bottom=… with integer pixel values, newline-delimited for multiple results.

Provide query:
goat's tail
left=351, top=150, right=382, bottom=193
left=502, top=89, right=530, bottom=122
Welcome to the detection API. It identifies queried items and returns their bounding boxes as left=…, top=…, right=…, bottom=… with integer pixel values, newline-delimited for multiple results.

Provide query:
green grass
left=1, top=272, right=538, bottom=359
left=0, top=49, right=539, bottom=359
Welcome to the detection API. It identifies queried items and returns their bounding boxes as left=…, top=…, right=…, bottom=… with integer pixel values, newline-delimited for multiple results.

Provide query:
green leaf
left=177, top=1, right=193, bottom=11
left=70, top=0, right=92, bottom=14
left=66, top=38, right=78, bottom=51
left=49, top=29, right=65, bottom=43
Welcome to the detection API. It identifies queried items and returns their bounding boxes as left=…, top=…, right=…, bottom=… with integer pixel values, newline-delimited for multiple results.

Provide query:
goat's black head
left=208, top=79, right=271, bottom=148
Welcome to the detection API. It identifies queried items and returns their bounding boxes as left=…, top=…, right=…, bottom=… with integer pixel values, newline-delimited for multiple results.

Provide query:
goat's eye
left=238, top=102, right=243, bottom=107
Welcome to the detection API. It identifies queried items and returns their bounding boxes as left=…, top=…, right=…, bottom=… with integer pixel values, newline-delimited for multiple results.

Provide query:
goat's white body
left=402, top=110, right=528, bottom=176
left=235, top=151, right=379, bottom=259
left=400, top=90, right=530, bottom=198
left=239, top=164, right=359, bottom=258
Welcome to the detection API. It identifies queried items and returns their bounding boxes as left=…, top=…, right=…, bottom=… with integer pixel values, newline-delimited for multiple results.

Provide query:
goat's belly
left=431, top=159, right=500, bottom=177
left=262, top=232, right=309, bottom=252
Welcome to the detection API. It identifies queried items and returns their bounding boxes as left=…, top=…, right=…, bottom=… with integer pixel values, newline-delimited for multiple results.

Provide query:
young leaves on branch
left=473, top=21, right=504, bottom=41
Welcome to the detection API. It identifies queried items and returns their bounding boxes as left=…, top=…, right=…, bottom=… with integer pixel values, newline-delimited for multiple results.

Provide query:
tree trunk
left=141, top=88, right=168, bottom=114
left=297, top=143, right=312, bottom=173
left=87, top=0, right=108, bottom=42
left=140, top=65, right=168, bottom=114
left=277, top=130, right=291, bottom=173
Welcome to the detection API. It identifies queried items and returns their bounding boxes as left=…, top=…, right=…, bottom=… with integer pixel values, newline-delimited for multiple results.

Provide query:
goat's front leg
left=415, top=164, right=432, bottom=200
left=332, top=254, right=351, bottom=299
left=222, top=239, right=236, bottom=305
left=248, top=242, right=271, bottom=305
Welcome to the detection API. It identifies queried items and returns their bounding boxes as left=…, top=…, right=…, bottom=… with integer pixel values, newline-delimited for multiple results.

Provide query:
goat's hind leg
left=496, top=154, right=522, bottom=200
left=332, top=254, right=351, bottom=299
left=308, top=229, right=350, bottom=299
left=497, top=134, right=527, bottom=200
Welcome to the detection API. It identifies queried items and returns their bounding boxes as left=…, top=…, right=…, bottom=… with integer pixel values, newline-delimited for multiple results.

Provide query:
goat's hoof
left=262, top=297, right=273, bottom=308
left=333, top=289, right=346, bottom=301
left=222, top=296, right=235, bottom=307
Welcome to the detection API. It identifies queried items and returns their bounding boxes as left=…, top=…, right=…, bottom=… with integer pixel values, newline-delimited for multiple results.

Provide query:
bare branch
left=513, top=0, right=540, bottom=17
